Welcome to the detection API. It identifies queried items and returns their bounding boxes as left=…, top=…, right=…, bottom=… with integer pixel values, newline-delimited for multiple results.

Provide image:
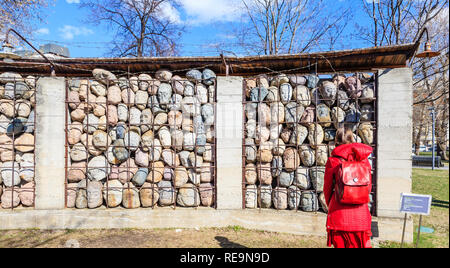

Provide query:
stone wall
left=66, top=69, right=216, bottom=209
left=0, top=68, right=414, bottom=243
left=0, top=73, right=36, bottom=209
left=243, top=73, right=376, bottom=213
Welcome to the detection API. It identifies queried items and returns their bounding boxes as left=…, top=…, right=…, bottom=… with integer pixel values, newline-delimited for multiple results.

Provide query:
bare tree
left=80, top=0, right=184, bottom=57
left=0, top=0, right=51, bottom=37
left=358, top=0, right=449, bottom=155
left=232, top=0, right=350, bottom=55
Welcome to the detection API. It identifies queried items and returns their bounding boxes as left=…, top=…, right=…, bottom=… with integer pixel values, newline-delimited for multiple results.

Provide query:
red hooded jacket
left=324, top=143, right=373, bottom=232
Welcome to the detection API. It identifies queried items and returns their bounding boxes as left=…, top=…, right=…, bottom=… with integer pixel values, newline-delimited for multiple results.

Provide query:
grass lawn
left=0, top=169, right=448, bottom=248
left=0, top=227, right=326, bottom=248
left=380, top=168, right=449, bottom=248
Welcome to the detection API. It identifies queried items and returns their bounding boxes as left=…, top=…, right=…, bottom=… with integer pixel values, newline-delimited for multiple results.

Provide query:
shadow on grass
left=432, top=198, right=449, bottom=209
left=215, top=236, right=247, bottom=248
left=0, top=230, right=72, bottom=248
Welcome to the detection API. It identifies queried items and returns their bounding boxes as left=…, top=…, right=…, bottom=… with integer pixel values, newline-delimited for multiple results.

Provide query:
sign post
left=399, top=193, right=432, bottom=248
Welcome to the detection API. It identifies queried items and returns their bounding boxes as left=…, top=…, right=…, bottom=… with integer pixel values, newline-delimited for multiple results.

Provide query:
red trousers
left=327, top=230, right=372, bottom=248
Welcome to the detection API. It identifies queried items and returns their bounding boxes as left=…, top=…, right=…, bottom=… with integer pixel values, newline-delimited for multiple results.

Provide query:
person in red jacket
left=324, top=128, right=373, bottom=248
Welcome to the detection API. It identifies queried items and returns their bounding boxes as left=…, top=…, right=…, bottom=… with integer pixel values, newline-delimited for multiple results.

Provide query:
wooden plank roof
left=0, top=43, right=417, bottom=77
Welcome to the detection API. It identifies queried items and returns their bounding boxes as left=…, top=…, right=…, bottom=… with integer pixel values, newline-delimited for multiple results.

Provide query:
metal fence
left=242, top=72, right=377, bottom=215
left=65, top=74, right=217, bottom=209
left=0, top=75, right=36, bottom=209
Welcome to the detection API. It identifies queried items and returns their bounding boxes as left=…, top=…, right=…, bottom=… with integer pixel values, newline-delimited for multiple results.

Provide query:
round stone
left=358, top=122, right=374, bottom=145
left=319, top=81, right=337, bottom=106
left=279, top=171, right=294, bottom=188
left=87, top=180, right=103, bottom=209
left=92, top=130, right=110, bottom=151
left=271, top=155, right=282, bottom=177
left=186, top=70, right=202, bottom=82
left=199, top=183, right=214, bottom=206
left=245, top=185, right=258, bottom=209
left=147, top=161, right=164, bottom=183
left=300, top=106, right=315, bottom=124
left=266, top=86, right=279, bottom=102
left=285, top=102, right=304, bottom=124
left=174, top=166, right=189, bottom=187
left=107, top=86, right=122, bottom=105
left=288, top=75, right=306, bottom=86
left=301, top=191, right=319, bottom=212
left=124, top=130, right=141, bottom=151
left=273, top=187, right=288, bottom=210
left=122, top=183, right=140, bottom=209
left=83, top=114, right=99, bottom=134
left=279, top=83, right=293, bottom=104
left=196, top=84, right=208, bottom=104
left=135, top=148, right=149, bottom=167
left=103, top=179, right=123, bottom=208
left=245, top=163, right=257, bottom=184
left=70, top=143, right=87, bottom=162
left=257, top=162, right=272, bottom=185
left=310, top=167, right=325, bottom=192
left=14, top=133, right=34, bottom=152
left=155, top=69, right=173, bottom=81
left=331, top=106, right=345, bottom=129
left=256, top=149, right=273, bottom=163
left=316, top=145, right=328, bottom=166
left=118, top=159, right=138, bottom=184
left=283, top=148, right=300, bottom=172
left=259, top=185, right=272, bottom=208
left=202, top=69, right=216, bottom=85
left=140, top=182, right=160, bottom=207
left=135, top=90, right=149, bottom=110
left=293, top=85, right=311, bottom=107
left=1, top=188, right=20, bottom=209
left=132, top=168, right=148, bottom=186
left=345, top=76, right=362, bottom=98
left=87, top=156, right=109, bottom=181
left=250, top=87, right=268, bottom=102
left=92, top=68, right=117, bottom=85
left=158, top=180, right=176, bottom=206
left=288, top=185, right=301, bottom=210
left=289, top=124, right=308, bottom=146
left=68, top=161, right=86, bottom=183
left=317, top=104, right=331, bottom=127
left=361, top=83, right=375, bottom=103
left=299, top=145, right=315, bottom=167
left=294, top=167, right=311, bottom=190
left=158, top=83, right=172, bottom=104
left=336, top=90, right=351, bottom=111
left=1, top=161, right=20, bottom=187
left=91, top=81, right=107, bottom=96
left=306, top=75, right=320, bottom=89
left=308, top=124, right=324, bottom=147
left=177, top=183, right=200, bottom=207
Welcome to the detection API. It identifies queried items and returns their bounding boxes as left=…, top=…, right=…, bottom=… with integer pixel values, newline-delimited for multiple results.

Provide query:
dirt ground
left=0, top=227, right=327, bottom=248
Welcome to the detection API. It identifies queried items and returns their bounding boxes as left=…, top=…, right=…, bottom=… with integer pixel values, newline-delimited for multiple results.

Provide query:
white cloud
left=35, top=28, right=50, bottom=35
left=179, top=0, right=245, bottom=25
left=159, top=1, right=182, bottom=24
left=58, top=25, right=94, bottom=40
left=66, top=0, right=80, bottom=3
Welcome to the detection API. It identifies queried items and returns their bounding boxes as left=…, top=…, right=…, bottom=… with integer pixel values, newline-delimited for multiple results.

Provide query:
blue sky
left=28, top=0, right=370, bottom=58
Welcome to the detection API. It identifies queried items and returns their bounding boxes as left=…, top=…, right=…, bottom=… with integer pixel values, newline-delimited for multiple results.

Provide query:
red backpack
left=335, top=157, right=371, bottom=205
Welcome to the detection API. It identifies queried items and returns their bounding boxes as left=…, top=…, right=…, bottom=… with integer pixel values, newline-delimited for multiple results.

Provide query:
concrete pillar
left=215, top=76, right=243, bottom=209
left=35, top=77, right=66, bottom=209
left=376, top=68, right=413, bottom=218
